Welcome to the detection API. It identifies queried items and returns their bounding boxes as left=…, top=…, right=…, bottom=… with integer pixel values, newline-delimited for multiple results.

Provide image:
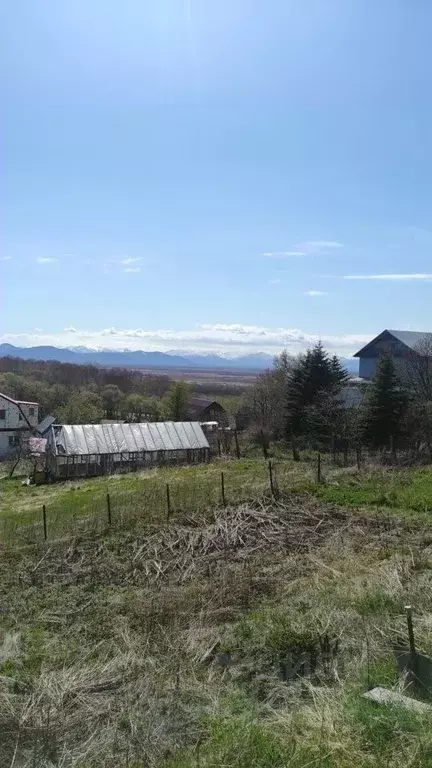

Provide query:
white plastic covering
left=54, top=421, right=210, bottom=456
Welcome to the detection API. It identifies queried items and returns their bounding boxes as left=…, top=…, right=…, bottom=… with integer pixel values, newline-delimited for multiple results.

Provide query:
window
left=0, top=409, right=5, bottom=420
left=8, top=435, right=20, bottom=447
left=29, top=407, right=35, bottom=416
left=18, top=413, right=23, bottom=421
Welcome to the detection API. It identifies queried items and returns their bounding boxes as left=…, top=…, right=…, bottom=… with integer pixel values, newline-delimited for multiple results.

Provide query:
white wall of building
left=0, top=395, right=39, bottom=458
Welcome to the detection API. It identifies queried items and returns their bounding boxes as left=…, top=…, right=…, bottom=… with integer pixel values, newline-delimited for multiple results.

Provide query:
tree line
left=0, top=357, right=198, bottom=423
left=4, top=344, right=429, bottom=457
left=238, top=340, right=432, bottom=458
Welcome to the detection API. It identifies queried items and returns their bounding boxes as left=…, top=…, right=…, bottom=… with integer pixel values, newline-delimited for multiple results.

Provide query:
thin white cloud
left=124, top=267, right=140, bottom=273
left=262, top=240, right=343, bottom=258
left=343, top=273, right=432, bottom=281
left=269, top=278, right=281, bottom=284
left=63, top=326, right=77, bottom=333
left=304, top=290, right=328, bottom=296
left=0, top=256, right=12, bottom=261
left=0, top=324, right=370, bottom=357
left=36, top=257, right=59, bottom=264
left=262, top=251, right=305, bottom=258
left=120, top=257, right=142, bottom=265
left=297, top=240, right=344, bottom=253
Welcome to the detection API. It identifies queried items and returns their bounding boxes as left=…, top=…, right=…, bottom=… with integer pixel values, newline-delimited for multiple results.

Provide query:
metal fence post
left=42, top=504, right=47, bottom=540
left=269, top=460, right=275, bottom=497
left=221, top=471, right=226, bottom=506
left=356, top=444, right=361, bottom=471
left=234, top=431, right=240, bottom=460
left=166, top=483, right=171, bottom=520
left=317, top=452, right=322, bottom=484
left=291, top=433, right=299, bottom=462
left=261, top=430, right=268, bottom=459
left=405, top=605, right=416, bottom=655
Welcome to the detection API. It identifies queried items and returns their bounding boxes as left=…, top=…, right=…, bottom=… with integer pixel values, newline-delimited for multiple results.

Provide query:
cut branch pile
left=14, top=494, right=410, bottom=588
left=130, top=495, right=361, bottom=582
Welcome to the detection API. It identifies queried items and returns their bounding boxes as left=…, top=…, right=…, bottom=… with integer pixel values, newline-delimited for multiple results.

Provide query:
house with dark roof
left=187, top=397, right=230, bottom=427
left=354, top=330, right=432, bottom=380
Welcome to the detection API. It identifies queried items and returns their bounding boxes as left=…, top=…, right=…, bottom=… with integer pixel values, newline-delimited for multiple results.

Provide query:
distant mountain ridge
left=0, top=343, right=358, bottom=374
left=0, top=343, right=276, bottom=370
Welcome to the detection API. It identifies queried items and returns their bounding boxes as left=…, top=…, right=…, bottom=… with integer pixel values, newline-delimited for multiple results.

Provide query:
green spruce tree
left=361, top=354, right=407, bottom=449
left=286, top=342, right=349, bottom=437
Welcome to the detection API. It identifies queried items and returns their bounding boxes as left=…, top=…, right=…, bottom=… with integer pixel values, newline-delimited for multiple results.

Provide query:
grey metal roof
left=36, top=415, right=56, bottom=435
left=354, top=329, right=432, bottom=357
left=386, top=330, right=432, bottom=350
left=54, top=421, right=210, bottom=456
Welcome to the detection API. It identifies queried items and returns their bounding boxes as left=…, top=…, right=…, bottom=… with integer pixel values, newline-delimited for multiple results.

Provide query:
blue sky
left=3, top=0, right=432, bottom=356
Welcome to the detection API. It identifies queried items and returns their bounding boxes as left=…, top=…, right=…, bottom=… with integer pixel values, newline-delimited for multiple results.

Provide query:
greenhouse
left=46, top=421, right=210, bottom=480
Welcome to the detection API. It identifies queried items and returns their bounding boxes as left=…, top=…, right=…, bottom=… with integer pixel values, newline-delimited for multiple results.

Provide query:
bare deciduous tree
left=8, top=432, right=30, bottom=478
left=404, top=339, right=432, bottom=458
left=406, top=338, right=432, bottom=400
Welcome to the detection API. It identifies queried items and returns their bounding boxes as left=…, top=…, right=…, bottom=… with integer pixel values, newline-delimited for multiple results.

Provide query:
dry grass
left=1, top=492, right=432, bottom=767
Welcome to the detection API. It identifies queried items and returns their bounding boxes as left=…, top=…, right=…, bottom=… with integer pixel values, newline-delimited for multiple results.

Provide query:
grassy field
left=2, top=456, right=432, bottom=766
left=2, top=455, right=432, bottom=544
left=0, top=458, right=318, bottom=545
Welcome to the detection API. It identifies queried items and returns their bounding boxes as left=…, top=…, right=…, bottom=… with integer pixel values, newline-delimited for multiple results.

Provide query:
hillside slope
left=1, top=468, right=432, bottom=767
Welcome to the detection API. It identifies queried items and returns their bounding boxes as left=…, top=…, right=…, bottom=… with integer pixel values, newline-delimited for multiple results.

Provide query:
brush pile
left=131, top=495, right=355, bottom=582
left=13, top=494, right=408, bottom=588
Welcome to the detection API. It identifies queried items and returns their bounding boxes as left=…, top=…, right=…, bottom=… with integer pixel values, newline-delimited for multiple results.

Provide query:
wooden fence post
left=217, top=437, right=222, bottom=457
left=166, top=483, right=171, bottom=520
left=221, top=471, right=226, bottom=506
left=106, top=493, right=112, bottom=525
left=317, top=452, right=322, bottom=484
left=234, top=431, right=240, bottom=460
left=343, top=440, right=348, bottom=467
left=42, top=504, right=47, bottom=540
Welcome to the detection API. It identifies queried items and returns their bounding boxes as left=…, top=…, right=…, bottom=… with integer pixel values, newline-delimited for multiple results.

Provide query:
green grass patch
left=167, top=713, right=339, bottom=768
left=347, top=694, right=432, bottom=764
left=315, top=466, right=432, bottom=518
left=0, top=458, right=315, bottom=544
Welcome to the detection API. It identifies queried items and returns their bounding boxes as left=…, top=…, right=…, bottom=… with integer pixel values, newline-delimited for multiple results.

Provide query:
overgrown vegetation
left=240, top=340, right=432, bottom=463
left=3, top=347, right=432, bottom=764
left=2, top=463, right=432, bottom=766
left=0, top=356, right=244, bottom=424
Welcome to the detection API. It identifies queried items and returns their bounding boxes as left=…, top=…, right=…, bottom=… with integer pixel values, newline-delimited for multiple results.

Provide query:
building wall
left=0, top=395, right=39, bottom=458
left=358, top=351, right=414, bottom=382
left=202, top=403, right=229, bottom=427
left=359, top=358, right=377, bottom=379
left=0, top=433, right=13, bottom=458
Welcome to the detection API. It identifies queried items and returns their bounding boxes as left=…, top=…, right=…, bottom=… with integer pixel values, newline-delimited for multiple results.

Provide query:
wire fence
left=0, top=459, right=323, bottom=547
left=3, top=441, right=431, bottom=548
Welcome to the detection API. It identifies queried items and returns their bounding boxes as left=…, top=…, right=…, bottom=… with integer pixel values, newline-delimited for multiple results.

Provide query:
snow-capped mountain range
left=0, top=343, right=359, bottom=374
